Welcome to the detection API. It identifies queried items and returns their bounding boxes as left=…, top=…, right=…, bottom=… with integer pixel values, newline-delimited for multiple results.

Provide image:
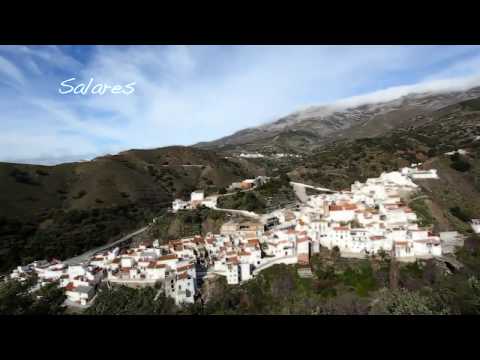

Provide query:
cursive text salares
left=59, top=78, right=136, bottom=95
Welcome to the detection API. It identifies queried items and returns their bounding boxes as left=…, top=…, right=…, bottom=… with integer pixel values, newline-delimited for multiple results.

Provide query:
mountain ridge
left=195, top=86, right=480, bottom=152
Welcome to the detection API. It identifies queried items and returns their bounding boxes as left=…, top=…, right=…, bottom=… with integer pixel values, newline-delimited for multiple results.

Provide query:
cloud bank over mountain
left=1, top=45, right=480, bottom=164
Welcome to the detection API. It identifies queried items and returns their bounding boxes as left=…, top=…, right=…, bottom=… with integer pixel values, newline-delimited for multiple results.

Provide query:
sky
left=1, top=45, right=480, bottom=165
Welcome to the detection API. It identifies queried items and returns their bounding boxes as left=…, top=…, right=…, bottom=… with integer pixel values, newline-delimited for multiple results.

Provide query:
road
left=210, top=205, right=261, bottom=220
left=289, top=181, right=335, bottom=193
left=207, top=187, right=255, bottom=202
left=64, top=226, right=150, bottom=266
left=290, top=181, right=336, bottom=204
left=204, top=187, right=261, bottom=220
left=291, top=183, right=309, bottom=203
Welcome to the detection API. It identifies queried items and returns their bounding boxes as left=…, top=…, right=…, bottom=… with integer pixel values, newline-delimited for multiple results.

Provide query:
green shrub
left=450, top=206, right=471, bottom=223
left=450, top=153, right=471, bottom=172
left=9, top=168, right=39, bottom=186
left=340, top=262, right=377, bottom=297
left=370, top=288, right=449, bottom=315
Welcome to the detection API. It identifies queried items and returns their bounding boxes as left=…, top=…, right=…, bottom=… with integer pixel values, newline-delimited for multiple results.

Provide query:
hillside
left=0, top=146, right=263, bottom=272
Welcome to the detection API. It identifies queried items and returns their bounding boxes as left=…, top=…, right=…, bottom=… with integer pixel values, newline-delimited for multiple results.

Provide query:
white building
left=191, top=190, right=205, bottom=202
left=172, top=199, right=190, bottom=212
left=239, top=263, right=252, bottom=282
left=328, top=204, right=357, bottom=223
left=471, top=219, right=480, bottom=234
left=239, top=152, right=264, bottom=158
left=165, top=271, right=195, bottom=305
left=402, top=167, right=439, bottom=180
left=120, top=257, right=135, bottom=269
left=201, top=198, right=217, bottom=209
left=65, top=284, right=95, bottom=306
left=145, top=263, right=166, bottom=281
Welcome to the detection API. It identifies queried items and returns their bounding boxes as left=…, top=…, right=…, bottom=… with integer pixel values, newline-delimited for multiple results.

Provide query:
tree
left=331, top=246, right=340, bottom=261
left=0, top=280, right=65, bottom=315
left=0, top=280, right=34, bottom=315
left=450, top=153, right=471, bottom=172
left=449, top=206, right=471, bottom=223
left=28, top=283, right=66, bottom=315
left=85, top=286, right=178, bottom=315
left=369, top=288, right=449, bottom=315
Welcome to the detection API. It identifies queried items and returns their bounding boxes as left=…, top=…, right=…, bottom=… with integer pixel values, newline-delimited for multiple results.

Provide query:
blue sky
left=1, top=45, right=480, bottom=164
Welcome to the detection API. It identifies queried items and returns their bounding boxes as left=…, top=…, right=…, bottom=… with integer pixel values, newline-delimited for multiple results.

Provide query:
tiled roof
left=158, top=254, right=178, bottom=261
left=177, top=272, right=189, bottom=280
left=65, top=282, right=76, bottom=291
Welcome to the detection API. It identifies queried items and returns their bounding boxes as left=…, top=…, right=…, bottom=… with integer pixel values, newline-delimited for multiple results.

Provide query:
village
left=7, top=163, right=478, bottom=308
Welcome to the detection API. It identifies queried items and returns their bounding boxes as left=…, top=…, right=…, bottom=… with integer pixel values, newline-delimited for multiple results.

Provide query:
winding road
left=64, top=226, right=150, bottom=266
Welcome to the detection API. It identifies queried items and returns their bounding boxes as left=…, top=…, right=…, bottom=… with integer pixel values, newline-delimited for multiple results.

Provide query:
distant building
left=190, top=190, right=205, bottom=208
left=228, top=182, right=242, bottom=191
left=240, top=179, right=255, bottom=190
left=191, top=190, right=205, bottom=202
left=201, top=198, right=217, bottom=209
left=401, top=166, right=439, bottom=180
left=255, top=176, right=269, bottom=186
left=239, top=153, right=264, bottom=158
left=471, top=219, right=480, bottom=234
left=172, top=199, right=190, bottom=212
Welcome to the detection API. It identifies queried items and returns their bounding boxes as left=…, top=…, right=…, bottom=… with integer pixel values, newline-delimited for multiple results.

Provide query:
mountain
left=195, top=86, right=480, bottom=154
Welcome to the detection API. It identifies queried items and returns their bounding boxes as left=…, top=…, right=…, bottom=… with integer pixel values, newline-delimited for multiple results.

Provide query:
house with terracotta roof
left=145, top=262, right=166, bottom=281
left=327, top=204, right=356, bottom=223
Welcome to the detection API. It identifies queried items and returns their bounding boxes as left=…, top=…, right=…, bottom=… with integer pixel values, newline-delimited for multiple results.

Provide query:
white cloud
left=0, top=130, right=100, bottom=163
left=0, top=55, right=25, bottom=86
left=331, top=73, right=480, bottom=110
left=0, top=45, right=82, bottom=71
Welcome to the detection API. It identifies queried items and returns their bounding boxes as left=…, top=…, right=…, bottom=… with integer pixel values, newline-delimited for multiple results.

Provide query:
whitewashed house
left=327, top=205, right=357, bottom=223
left=172, top=199, right=190, bottom=212
left=145, top=263, right=166, bottom=281
left=65, top=283, right=95, bottom=306
left=239, top=262, right=252, bottom=282
left=471, top=219, right=480, bottom=234
left=165, top=271, right=195, bottom=305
